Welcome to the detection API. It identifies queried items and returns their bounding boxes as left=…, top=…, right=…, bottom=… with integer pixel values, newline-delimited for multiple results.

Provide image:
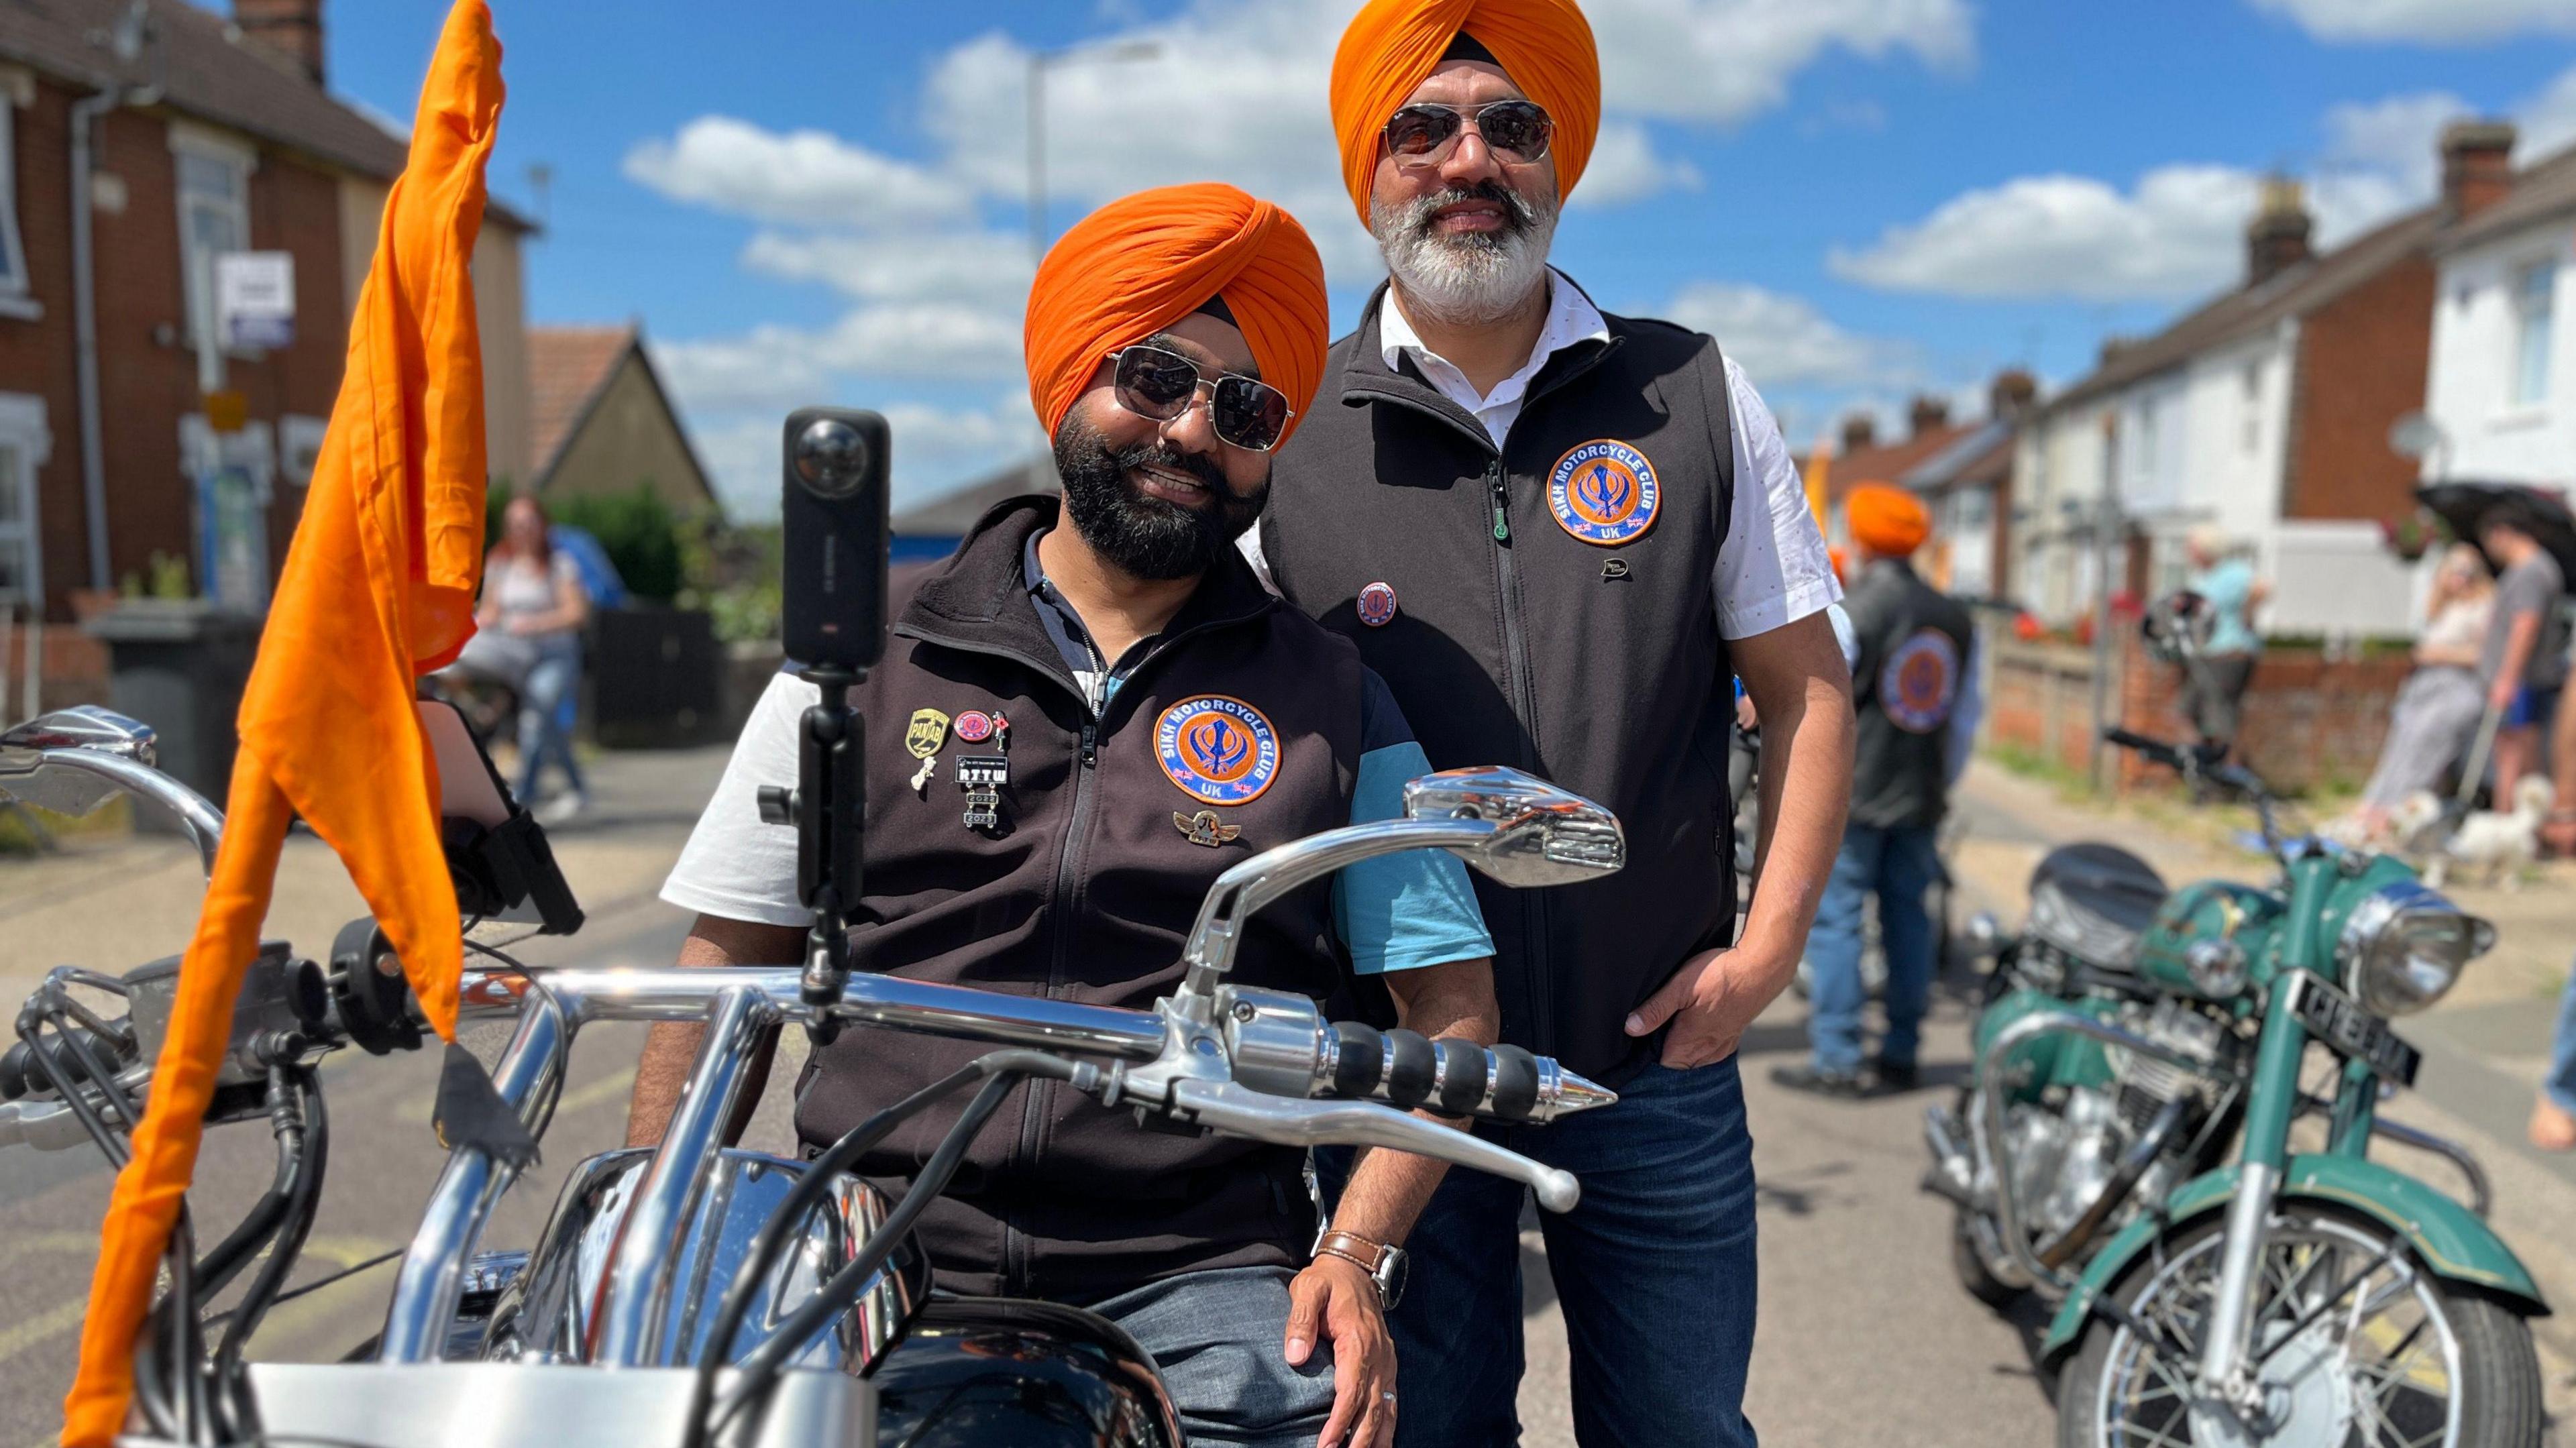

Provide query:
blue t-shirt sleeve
left=1333, top=670, right=1496, bottom=974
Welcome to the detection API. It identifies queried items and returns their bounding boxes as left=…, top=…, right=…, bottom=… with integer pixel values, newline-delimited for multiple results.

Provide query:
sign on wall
left=215, top=252, right=295, bottom=351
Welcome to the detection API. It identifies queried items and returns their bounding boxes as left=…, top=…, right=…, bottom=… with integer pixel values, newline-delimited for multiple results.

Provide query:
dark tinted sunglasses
left=1383, top=100, right=1554, bottom=168
left=1110, top=344, right=1295, bottom=453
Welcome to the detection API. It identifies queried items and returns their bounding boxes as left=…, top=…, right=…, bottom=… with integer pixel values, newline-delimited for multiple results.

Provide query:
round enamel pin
left=1547, top=439, right=1660, bottom=546
left=1155, top=695, right=1280, bottom=806
left=1880, top=628, right=1960, bottom=734
left=1356, top=581, right=1398, bottom=628
left=954, top=710, right=996, bottom=743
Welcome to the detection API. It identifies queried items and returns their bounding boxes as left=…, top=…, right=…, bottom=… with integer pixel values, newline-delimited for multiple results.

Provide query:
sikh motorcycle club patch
left=1155, top=695, right=1280, bottom=806
left=1879, top=628, right=1962, bottom=734
left=904, top=708, right=951, bottom=759
left=1356, top=581, right=1399, bottom=628
left=1546, top=439, right=1661, bottom=546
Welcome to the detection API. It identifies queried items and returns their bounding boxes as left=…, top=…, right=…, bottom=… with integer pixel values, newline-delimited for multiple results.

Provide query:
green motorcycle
left=1925, top=727, right=2549, bottom=1447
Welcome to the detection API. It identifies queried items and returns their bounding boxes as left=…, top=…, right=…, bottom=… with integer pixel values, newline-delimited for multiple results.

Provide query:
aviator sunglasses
left=1109, top=343, right=1296, bottom=453
left=1382, top=99, right=1554, bottom=168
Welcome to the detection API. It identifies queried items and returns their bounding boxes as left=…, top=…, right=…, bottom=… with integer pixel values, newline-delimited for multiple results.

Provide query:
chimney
left=2245, top=175, right=2313, bottom=288
left=1989, top=369, right=2038, bottom=421
left=1908, top=396, right=1951, bottom=439
left=1840, top=414, right=1876, bottom=454
left=2440, top=119, right=2517, bottom=220
left=234, top=0, right=325, bottom=87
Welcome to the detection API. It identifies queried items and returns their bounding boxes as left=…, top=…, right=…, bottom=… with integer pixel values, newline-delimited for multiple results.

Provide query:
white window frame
left=2510, top=255, right=2556, bottom=410
left=0, top=392, right=54, bottom=610
left=0, top=68, right=38, bottom=321
left=168, top=122, right=258, bottom=353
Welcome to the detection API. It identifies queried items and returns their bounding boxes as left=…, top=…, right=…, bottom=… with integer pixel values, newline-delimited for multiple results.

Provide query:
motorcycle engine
left=2009, top=999, right=2236, bottom=1247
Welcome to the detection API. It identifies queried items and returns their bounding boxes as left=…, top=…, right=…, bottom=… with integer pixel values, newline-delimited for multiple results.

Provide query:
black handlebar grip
left=1434, top=1039, right=1490, bottom=1115
left=1383, top=1029, right=1438, bottom=1111
left=1488, top=1045, right=1542, bottom=1121
left=1330, top=1021, right=1386, bottom=1099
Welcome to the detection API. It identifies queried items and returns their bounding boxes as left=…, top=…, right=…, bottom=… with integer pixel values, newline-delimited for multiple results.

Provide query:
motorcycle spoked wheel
left=2057, top=1205, right=2544, bottom=1448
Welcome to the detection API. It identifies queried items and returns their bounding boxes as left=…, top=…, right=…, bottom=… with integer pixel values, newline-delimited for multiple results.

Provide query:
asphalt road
left=9, top=750, right=2561, bottom=1446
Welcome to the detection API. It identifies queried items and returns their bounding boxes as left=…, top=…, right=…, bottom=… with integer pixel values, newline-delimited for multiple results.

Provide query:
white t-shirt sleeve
left=660, top=669, right=820, bottom=928
left=1713, top=357, right=1841, bottom=641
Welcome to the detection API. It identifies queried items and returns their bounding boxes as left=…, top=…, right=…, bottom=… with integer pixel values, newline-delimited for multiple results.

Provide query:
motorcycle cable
left=699, top=1064, right=1054, bottom=1448
left=209, top=1063, right=328, bottom=1440
left=195, top=1068, right=311, bottom=1301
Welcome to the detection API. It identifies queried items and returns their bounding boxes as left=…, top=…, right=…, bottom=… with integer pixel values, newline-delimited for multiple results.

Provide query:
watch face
left=1377, top=1246, right=1408, bottom=1310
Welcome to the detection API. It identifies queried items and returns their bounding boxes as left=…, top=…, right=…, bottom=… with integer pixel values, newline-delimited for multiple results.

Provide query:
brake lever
left=1157, top=1076, right=1583, bottom=1213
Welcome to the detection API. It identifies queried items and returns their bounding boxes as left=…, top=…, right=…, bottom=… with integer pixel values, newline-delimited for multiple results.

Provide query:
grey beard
left=1371, top=183, right=1559, bottom=327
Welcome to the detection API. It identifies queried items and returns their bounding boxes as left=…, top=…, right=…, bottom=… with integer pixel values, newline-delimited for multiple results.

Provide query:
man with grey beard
left=1253, top=2, right=1855, bottom=1443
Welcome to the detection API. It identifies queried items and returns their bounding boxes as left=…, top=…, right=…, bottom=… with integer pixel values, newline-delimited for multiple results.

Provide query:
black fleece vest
left=794, top=497, right=1364, bottom=1302
left=1259, top=284, right=1737, bottom=1084
left=1845, top=559, right=1973, bottom=831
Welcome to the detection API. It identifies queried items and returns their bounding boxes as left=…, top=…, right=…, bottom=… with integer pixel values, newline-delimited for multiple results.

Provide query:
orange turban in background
left=1025, top=183, right=1329, bottom=447
left=1847, top=484, right=1931, bottom=558
left=1330, top=0, right=1601, bottom=224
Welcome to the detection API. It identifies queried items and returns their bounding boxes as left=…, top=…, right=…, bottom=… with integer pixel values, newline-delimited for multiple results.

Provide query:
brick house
left=2008, top=123, right=2532, bottom=638
left=0, top=0, right=531, bottom=648
left=2421, top=140, right=2576, bottom=486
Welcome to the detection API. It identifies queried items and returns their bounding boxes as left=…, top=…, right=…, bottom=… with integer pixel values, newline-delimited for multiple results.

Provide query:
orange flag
left=62, top=5, right=503, bottom=1440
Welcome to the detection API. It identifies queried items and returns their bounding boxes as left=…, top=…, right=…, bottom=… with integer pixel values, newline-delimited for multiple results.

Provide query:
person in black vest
left=1254, top=3, right=1857, bottom=1443
left=1776, top=485, right=1978, bottom=1099
left=628, top=186, right=1503, bottom=1448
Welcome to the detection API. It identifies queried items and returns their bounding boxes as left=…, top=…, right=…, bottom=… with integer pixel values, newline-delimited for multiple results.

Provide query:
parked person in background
left=2475, top=497, right=2568, bottom=802
left=2179, top=525, right=2267, bottom=758
left=2534, top=958, right=2576, bottom=1152
left=480, top=495, right=590, bottom=823
left=2350, top=545, right=2493, bottom=845
left=1777, top=485, right=1976, bottom=1099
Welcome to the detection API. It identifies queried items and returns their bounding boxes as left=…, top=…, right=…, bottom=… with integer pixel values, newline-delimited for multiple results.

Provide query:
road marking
left=555, top=1068, right=639, bottom=1117
left=0, top=1294, right=87, bottom=1363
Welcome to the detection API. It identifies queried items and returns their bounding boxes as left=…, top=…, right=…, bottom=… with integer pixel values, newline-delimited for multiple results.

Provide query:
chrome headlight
left=2336, top=881, right=2493, bottom=1017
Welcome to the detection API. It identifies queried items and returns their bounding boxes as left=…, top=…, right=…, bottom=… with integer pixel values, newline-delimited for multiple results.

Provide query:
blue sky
left=318, top=0, right=2576, bottom=518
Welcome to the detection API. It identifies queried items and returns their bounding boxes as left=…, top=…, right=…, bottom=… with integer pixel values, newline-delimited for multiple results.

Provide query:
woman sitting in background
left=2350, top=543, right=2493, bottom=846
left=480, top=496, right=591, bottom=823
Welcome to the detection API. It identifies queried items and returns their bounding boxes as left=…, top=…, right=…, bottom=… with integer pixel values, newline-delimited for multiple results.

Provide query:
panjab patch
left=904, top=708, right=951, bottom=759
left=1879, top=629, right=1961, bottom=734
left=1547, top=439, right=1660, bottom=546
left=1155, top=695, right=1281, bottom=806
left=1356, top=580, right=1399, bottom=628
left=954, top=710, right=997, bottom=744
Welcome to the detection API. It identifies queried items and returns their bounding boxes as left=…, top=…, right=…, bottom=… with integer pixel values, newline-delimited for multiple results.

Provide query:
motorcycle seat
left=2026, top=843, right=2168, bottom=970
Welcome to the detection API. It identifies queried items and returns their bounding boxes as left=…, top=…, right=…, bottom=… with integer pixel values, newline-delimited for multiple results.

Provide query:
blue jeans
left=515, top=636, right=586, bottom=803
left=1085, top=1266, right=1334, bottom=1447
left=2549, top=958, right=2576, bottom=1119
left=1808, top=822, right=1940, bottom=1076
left=1318, top=1057, right=1760, bottom=1447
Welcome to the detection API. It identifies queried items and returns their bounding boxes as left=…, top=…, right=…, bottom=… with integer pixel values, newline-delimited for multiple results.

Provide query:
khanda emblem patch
left=1155, top=695, right=1280, bottom=806
left=1548, top=439, right=1660, bottom=546
left=1879, top=629, right=1960, bottom=734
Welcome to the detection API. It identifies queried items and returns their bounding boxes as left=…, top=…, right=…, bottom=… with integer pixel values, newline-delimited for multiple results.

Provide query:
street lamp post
left=1026, top=40, right=1166, bottom=267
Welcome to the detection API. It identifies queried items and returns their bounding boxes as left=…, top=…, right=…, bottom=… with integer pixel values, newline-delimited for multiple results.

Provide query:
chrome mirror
left=0, top=706, right=158, bottom=771
left=1403, top=767, right=1625, bottom=887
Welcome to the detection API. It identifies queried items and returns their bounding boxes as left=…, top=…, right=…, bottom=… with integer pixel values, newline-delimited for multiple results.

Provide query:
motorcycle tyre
left=2053, top=1205, right=2545, bottom=1448
left=1951, top=1205, right=2027, bottom=1309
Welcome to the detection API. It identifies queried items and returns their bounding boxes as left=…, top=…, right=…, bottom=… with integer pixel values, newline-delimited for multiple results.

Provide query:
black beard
left=1052, top=412, right=1267, bottom=581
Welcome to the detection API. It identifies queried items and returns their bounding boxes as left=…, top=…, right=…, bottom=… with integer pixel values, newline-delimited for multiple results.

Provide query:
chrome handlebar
left=0, top=706, right=224, bottom=875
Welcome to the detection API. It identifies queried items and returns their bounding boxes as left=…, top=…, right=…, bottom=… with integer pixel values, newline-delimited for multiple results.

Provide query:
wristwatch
left=1315, top=1229, right=1407, bottom=1310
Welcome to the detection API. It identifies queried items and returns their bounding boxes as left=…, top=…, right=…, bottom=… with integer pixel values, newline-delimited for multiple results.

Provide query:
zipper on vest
left=1479, top=453, right=1557, bottom=1056
left=1005, top=715, right=1102, bottom=1295
left=1489, top=468, right=1511, bottom=543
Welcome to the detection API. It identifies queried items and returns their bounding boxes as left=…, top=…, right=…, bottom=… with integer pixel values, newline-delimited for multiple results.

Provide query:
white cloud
left=1662, top=281, right=1919, bottom=389
left=1829, top=166, right=2273, bottom=302
left=2522, top=64, right=2576, bottom=160
left=1588, top=0, right=1974, bottom=123
left=2322, top=91, right=2471, bottom=194
left=2249, top=0, right=2576, bottom=44
left=653, top=303, right=1024, bottom=413
left=623, top=116, right=973, bottom=229
left=740, top=230, right=1034, bottom=307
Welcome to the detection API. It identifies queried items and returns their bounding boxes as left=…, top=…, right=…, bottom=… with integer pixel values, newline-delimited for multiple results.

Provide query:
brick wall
left=3, top=85, right=351, bottom=622
left=1982, top=628, right=2410, bottom=795
left=2284, top=254, right=2436, bottom=525
left=0, top=615, right=109, bottom=718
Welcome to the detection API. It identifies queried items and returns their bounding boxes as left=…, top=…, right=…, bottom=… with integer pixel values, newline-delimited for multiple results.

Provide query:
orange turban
left=1025, top=183, right=1328, bottom=449
left=1330, top=0, right=1601, bottom=224
left=1847, top=484, right=1931, bottom=558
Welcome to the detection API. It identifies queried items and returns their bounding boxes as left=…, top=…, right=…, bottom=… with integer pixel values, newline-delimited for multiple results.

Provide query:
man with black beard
left=629, top=186, right=1507, bottom=1448
left=1255, top=3, right=1858, bottom=1444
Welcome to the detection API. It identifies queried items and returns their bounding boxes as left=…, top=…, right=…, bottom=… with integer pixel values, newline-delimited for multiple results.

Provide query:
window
left=2512, top=258, right=2556, bottom=408
left=0, top=81, right=34, bottom=319
left=0, top=394, right=52, bottom=608
left=170, top=125, right=254, bottom=348
left=2239, top=363, right=2261, bottom=454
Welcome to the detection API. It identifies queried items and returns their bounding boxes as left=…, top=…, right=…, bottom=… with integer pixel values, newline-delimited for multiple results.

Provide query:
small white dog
left=2426, top=777, right=2555, bottom=891
left=2390, top=790, right=2450, bottom=859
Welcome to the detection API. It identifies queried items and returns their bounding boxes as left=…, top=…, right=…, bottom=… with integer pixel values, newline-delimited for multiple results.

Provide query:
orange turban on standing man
left=1025, top=182, right=1329, bottom=448
left=1846, top=484, right=1932, bottom=558
left=1329, top=0, right=1601, bottom=224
